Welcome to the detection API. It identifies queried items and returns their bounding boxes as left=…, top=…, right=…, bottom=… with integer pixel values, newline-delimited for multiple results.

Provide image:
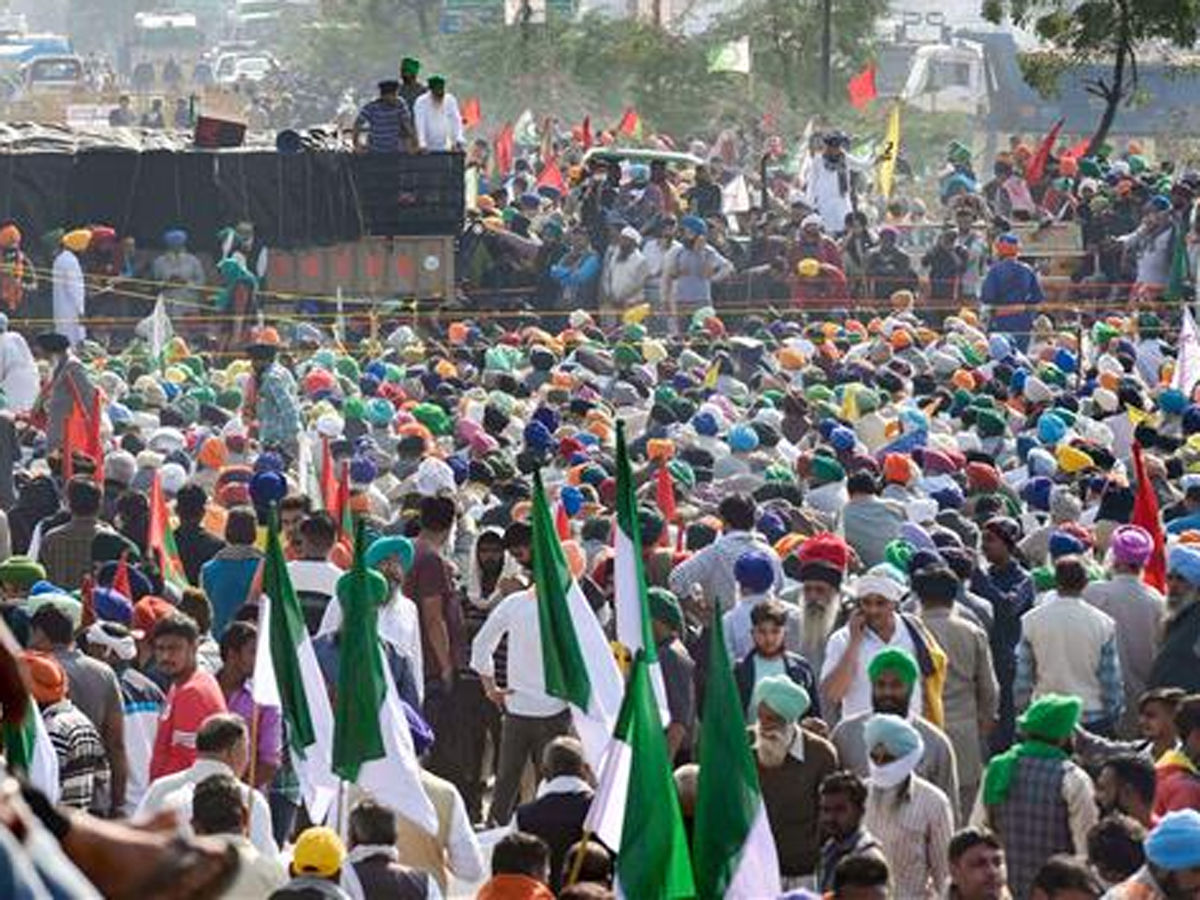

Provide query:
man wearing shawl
left=971, top=694, right=1097, bottom=900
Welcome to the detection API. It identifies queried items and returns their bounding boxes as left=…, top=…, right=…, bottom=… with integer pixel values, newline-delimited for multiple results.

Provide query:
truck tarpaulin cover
left=0, top=148, right=464, bottom=248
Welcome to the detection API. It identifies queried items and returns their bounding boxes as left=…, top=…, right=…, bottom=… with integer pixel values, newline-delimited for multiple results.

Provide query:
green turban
left=647, top=587, right=683, bottom=632
left=751, top=674, right=811, bottom=723
left=806, top=384, right=834, bottom=404
left=0, top=556, right=45, bottom=590
left=337, top=567, right=389, bottom=608
left=667, top=459, right=695, bottom=490
left=613, top=343, right=641, bottom=369
left=975, top=408, right=1007, bottom=439
left=764, top=463, right=795, bottom=484
left=335, top=356, right=360, bottom=381
left=983, top=694, right=1082, bottom=806
left=412, top=402, right=452, bottom=436
left=867, top=647, right=919, bottom=687
left=343, top=396, right=366, bottom=421
left=216, top=388, right=243, bottom=412
left=810, top=455, right=845, bottom=484
left=883, top=539, right=914, bottom=573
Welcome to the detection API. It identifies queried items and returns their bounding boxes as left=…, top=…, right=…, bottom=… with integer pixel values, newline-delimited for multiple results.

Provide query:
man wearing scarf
left=751, top=674, right=839, bottom=891
left=862, top=712, right=953, bottom=899
left=1149, top=544, right=1200, bottom=694
left=971, top=694, right=1097, bottom=900
left=0, top=223, right=36, bottom=314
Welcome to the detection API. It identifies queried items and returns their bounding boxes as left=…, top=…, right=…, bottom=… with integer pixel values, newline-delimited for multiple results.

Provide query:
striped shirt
left=44, top=699, right=111, bottom=813
left=863, top=775, right=954, bottom=900
left=355, top=98, right=414, bottom=153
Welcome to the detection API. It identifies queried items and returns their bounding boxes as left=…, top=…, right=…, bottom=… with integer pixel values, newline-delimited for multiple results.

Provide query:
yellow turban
left=62, top=229, right=92, bottom=253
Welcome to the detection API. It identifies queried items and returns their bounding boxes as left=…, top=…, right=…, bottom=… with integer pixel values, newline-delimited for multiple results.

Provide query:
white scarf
left=868, top=745, right=923, bottom=789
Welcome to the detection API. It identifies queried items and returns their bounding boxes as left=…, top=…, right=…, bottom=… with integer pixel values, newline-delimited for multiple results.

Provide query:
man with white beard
left=751, top=675, right=839, bottom=892
left=862, top=713, right=954, bottom=899
left=784, top=533, right=851, bottom=676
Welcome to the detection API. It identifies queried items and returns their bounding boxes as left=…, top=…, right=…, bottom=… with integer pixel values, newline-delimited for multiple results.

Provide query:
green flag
left=585, top=651, right=695, bottom=899
left=1165, top=225, right=1191, bottom=302
left=693, top=606, right=780, bottom=898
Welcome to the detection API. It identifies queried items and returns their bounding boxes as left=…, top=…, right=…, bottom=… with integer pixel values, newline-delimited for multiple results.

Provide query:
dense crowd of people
left=5, top=51, right=1200, bottom=900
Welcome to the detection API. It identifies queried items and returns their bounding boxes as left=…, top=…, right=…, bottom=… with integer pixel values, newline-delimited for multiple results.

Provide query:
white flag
left=709, top=37, right=751, bottom=75
left=1174, top=307, right=1200, bottom=399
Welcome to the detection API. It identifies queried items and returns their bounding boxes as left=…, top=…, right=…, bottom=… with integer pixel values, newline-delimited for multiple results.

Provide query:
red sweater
left=149, top=669, right=227, bottom=780
left=1154, top=750, right=1200, bottom=817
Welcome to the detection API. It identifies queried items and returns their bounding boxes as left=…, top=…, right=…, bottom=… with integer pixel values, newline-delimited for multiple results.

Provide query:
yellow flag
left=703, top=361, right=720, bottom=389
left=878, top=101, right=901, bottom=200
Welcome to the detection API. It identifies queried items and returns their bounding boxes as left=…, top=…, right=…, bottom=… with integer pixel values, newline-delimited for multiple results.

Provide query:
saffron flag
left=62, top=380, right=102, bottom=484
left=581, top=115, right=592, bottom=151
left=320, top=437, right=338, bottom=515
left=878, top=101, right=901, bottom=200
left=112, top=551, right=132, bottom=600
left=655, top=465, right=677, bottom=533
left=1066, top=136, right=1091, bottom=160
left=1131, top=441, right=1167, bottom=592
left=847, top=63, right=878, bottom=110
left=149, top=471, right=187, bottom=588
left=494, top=123, right=515, bottom=179
left=617, top=107, right=642, bottom=140
left=461, top=96, right=481, bottom=130
left=1025, top=118, right=1064, bottom=185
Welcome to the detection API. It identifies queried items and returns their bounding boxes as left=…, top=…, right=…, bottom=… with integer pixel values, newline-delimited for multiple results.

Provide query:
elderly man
left=1084, top=525, right=1165, bottom=734
left=789, top=533, right=850, bottom=674
left=821, top=564, right=939, bottom=722
left=150, top=229, right=205, bottom=316
left=862, top=713, right=954, bottom=899
left=830, top=646, right=959, bottom=821
left=916, top=564, right=999, bottom=818
left=598, top=225, right=648, bottom=326
left=1148, top=544, right=1200, bottom=693
left=971, top=694, right=1098, bottom=900
left=1103, top=810, right=1200, bottom=900
left=751, top=675, right=839, bottom=891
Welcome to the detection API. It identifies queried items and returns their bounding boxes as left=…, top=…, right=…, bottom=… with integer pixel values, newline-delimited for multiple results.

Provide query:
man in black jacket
left=514, top=737, right=595, bottom=892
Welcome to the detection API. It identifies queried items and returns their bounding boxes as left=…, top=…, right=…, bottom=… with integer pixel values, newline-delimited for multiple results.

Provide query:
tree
left=982, top=0, right=1200, bottom=156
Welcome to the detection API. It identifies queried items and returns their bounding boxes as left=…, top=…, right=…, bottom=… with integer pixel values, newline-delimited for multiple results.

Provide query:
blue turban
left=359, top=373, right=381, bottom=397
left=1145, top=809, right=1200, bottom=870
left=1169, top=545, right=1200, bottom=587
left=1037, top=411, right=1068, bottom=445
left=365, top=536, right=414, bottom=572
left=693, top=412, right=720, bottom=437
left=254, top=451, right=285, bottom=474
left=560, top=485, right=584, bottom=517
left=532, top=405, right=559, bottom=435
left=366, top=397, right=394, bottom=428
left=163, top=229, right=187, bottom=249
left=830, top=426, right=856, bottom=453
left=97, top=561, right=152, bottom=602
left=349, top=454, right=378, bottom=484
left=1160, top=388, right=1187, bottom=416
left=249, top=470, right=287, bottom=507
left=757, top=511, right=787, bottom=546
left=446, top=454, right=469, bottom=485
left=1053, top=347, right=1077, bottom=374
left=680, top=215, right=707, bottom=237
left=988, top=334, right=1012, bottom=361
left=864, top=713, right=923, bottom=758
left=92, top=587, right=132, bottom=625
left=931, top=484, right=964, bottom=510
left=524, top=420, right=553, bottom=454
left=1022, top=476, right=1053, bottom=512
left=728, top=424, right=760, bottom=453
left=734, top=549, right=775, bottom=594
left=1048, top=530, right=1086, bottom=559
left=751, top=674, right=810, bottom=722
left=1151, top=194, right=1172, bottom=211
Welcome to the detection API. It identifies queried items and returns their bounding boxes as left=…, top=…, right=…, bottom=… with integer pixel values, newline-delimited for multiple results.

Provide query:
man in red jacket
left=1155, top=694, right=1200, bottom=816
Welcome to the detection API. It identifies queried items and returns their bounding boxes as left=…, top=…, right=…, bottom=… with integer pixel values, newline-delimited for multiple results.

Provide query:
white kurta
left=51, top=250, right=86, bottom=346
left=0, top=332, right=39, bottom=411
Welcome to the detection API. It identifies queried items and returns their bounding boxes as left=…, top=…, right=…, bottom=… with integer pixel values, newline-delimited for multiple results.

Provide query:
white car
left=215, top=52, right=276, bottom=85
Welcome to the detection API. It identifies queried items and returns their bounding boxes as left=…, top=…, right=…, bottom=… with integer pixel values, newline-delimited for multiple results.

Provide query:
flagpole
left=246, top=699, right=259, bottom=837
left=564, top=828, right=594, bottom=888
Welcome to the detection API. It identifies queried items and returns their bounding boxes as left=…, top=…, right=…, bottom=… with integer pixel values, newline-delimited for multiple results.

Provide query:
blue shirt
left=354, top=98, right=413, bottom=153
left=200, top=554, right=262, bottom=638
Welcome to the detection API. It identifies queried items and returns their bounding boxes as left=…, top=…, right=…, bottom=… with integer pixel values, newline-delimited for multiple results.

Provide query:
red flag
left=149, top=471, right=186, bottom=587
left=555, top=502, right=570, bottom=541
left=1131, top=441, right=1167, bottom=592
left=320, top=436, right=338, bottom=515
left=335, top=462, right=350, bottom=541
left=1066, top=136, right=1091, bottom=160
left=461, top=97, right=481, bottom=130
left=112, top=551, right=132, bottom=600
left=62, top=380, right=102, bottom=484
left=581, top=115, right=592, bottom=151
left=536, top=157, right=566, bottom=194
left=539, top=116, right=554, bottom=164
left=494, top=122, right=514, bottom=178
left=1025, top=118, right=1065, bottom=185
left=847, top=63, right=878, bottom=110
left=617, top=107, right=641, bottom=138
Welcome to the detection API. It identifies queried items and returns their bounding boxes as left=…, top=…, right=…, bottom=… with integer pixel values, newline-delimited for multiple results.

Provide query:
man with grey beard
left=784, top=533, right=852, bottom=677
left=751, top=675, right=839, bottom=891
left=1148, top=544, right=1200, bottom=694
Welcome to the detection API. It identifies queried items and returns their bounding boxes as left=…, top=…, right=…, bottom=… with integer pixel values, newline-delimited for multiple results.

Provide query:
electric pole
left=820, top=0, right=832, bottom=106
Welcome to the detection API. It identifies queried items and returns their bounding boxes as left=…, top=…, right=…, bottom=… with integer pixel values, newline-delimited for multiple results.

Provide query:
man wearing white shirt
left=287, top=513, right=344, bottom=634
left=470, top=586, right=570, bottom=826
left=821, top=567, right=922, bottom=722
left=318, top=535, right=423, bottom=700
left=137, top=713, right=277, bottom=858
left=413, top=75, right=465, bottom=152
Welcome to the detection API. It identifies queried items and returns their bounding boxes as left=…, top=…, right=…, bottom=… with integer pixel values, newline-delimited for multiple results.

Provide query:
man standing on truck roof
left=399, top=57, right=426, bottom=116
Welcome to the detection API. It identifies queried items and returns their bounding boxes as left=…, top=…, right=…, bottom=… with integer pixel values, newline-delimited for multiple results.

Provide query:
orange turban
left=22, top=651, right=66, bottom=704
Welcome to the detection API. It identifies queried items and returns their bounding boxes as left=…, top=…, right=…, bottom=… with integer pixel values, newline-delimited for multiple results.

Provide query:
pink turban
left=1111, top=525, right=1153, bottom=567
